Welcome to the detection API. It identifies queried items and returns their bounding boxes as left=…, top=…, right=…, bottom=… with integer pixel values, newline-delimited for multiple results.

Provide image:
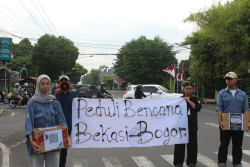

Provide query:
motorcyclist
left=96, top=83, right=111, bottom=98
left=134, top=84, right=147, bottom=99
left=13, top=83, right=24, bottom=105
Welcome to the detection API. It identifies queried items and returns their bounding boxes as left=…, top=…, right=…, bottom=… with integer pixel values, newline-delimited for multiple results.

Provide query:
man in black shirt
left=134, top=84, right=147, bottom=99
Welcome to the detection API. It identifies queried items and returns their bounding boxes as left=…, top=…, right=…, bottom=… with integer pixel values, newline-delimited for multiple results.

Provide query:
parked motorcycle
left=0, top=91, right=9, bottom=104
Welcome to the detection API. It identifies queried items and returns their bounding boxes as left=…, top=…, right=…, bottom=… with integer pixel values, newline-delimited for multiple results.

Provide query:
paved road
left=0, top=92, right=250, bottom=167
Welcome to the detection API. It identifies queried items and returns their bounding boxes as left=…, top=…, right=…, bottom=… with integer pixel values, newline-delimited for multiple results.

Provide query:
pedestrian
left=134, top=84, right=147, bottom=99
left=54, top=75, right=76, bottom=167
left=25, top=74, right=69, bottom=167
left=96, top=83, right=111, bottom=98
left=216, top=72, right=250, bottom=167
left=173, top=81, right=202, bottom=167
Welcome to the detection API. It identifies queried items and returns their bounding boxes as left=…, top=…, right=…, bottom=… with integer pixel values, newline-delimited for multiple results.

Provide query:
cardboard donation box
left=32, top=125, right=69, bottom=153
left=222, top=113, right=249, bottom=131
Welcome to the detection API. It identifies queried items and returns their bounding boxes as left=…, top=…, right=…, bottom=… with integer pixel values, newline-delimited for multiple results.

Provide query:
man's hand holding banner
left=72, top=98, right=188, bottom=148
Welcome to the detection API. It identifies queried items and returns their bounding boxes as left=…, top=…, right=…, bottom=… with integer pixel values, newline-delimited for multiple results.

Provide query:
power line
left=37, top=0, right=59, bottom=36
left=0, top=28, right=22, bottom=39
left=0, top=10, right=34, bottom=36
left=0, top=1, right=40, bottom=35
left=19, top=0, right=47, bottom=34
left=30, top=0, right=55, bottom=35
left=74, top=41, right=121, bottom=47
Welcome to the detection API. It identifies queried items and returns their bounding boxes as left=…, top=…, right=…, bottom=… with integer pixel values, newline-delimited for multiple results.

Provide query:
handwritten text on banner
left=72, top=98, right=188, bottom=148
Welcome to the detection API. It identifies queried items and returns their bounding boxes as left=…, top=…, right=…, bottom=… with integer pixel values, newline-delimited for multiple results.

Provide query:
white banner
left=72, top=97, right=188, bottom=148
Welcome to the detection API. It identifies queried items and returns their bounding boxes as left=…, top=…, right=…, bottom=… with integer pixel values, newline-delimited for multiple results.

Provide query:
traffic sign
left=0, top=37, right=12, bottom=61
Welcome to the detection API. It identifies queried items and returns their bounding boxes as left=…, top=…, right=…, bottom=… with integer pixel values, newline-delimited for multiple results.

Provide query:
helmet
left=59, top=75, right=70, bottom=82
left=23, top=83, right=28, bottom=87
left=137, top=84, right=142, bottom=88
left=15, top=83, right=20, bottom=86
left=100, top=83, right=105, bottom=86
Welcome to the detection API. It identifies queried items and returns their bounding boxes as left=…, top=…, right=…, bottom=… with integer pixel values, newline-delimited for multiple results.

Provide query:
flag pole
left=177, top=66, right=178, bottom=93
left=170, top=65, right=172, bottom=92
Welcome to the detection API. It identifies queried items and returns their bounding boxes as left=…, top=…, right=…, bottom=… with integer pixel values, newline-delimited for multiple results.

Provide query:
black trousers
left=218, top=128, right=244, bottom=165
left=174, top=130, right=197, bottom=166
left=59, top=130, right=71, bottom=167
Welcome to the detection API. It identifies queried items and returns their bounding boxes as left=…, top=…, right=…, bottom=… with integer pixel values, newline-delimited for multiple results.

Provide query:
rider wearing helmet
left=13, top=83, right=23, bottom=105
left=134, top=84, right=147, bottom=99
left=96, top=83, right=111, bottom=98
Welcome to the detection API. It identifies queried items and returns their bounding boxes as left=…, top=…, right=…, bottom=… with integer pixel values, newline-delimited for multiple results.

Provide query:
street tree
left=102, top=76, right=114, bottom=89
left=32, top=34, right=79, bottom=80
left=7, top=56, right=36, bottom=76
left=83, top=69, right=101, bottom=85
left=12, top=38, right=33, bottom=57
left=65, top=63, right=88, bottom=84
left=7, top=38, right=35, bottom=76
left=114, top=36, right=177, bottom=84
left=183, top=0, right=250, bottom=97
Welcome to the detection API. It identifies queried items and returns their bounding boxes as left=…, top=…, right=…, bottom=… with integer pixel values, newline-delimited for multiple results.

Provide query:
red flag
left=163, top=66, right=172, bottom=74
left=11, top=52, right=15, bottom=59
left=178, top=64, right=182, bottom=81
left=171, top=66, right=176, bottom=78
left=183, top=64, right=185, bottom=80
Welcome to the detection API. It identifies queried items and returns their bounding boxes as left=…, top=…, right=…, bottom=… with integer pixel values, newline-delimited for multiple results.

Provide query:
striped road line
left=243, top=150, right=250, bottom=157
left=197, top=153, right=217, bottom=166
left=73, top=159, right=88, bottom=167
left=204, top=122, right=219, bottom=128
left=102, top=157, right=123, bottom=167
left=132, top=156, right=156, bottom=167
left=205, top=123, right=250, bottom=137
left=214, top=152, right=250, bottom=167
left=161, top=155, right=188, bottom=167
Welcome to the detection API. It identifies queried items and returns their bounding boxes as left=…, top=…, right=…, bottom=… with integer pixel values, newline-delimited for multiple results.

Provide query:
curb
left=0, top=143, right=9, bottom=167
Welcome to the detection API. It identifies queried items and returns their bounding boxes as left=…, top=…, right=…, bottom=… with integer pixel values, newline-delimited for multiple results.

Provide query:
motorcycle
left=8, top=93, right=30, bottom=108
left=0, top=91, right=9, bottom=104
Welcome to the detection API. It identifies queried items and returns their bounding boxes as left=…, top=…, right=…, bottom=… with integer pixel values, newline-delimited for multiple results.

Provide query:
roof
left=19, top=77, right=37, bottom=85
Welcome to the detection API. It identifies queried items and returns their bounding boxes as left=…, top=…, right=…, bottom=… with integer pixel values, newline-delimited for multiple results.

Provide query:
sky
left=0, top=0, right=231, bottom=72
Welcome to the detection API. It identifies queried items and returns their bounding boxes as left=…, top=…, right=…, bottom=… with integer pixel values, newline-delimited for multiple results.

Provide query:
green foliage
left=32, top=34, right=79, bottom=80
left=102, top=76, right=114, bottom=88
left=65, top=63, right=88, bottom=84
left=183, top=0, right=250, bottom=97
left=12, top=38, right=33, bottom=57
left=83, top=69, right=101, bottom=85
left=7, top=55, right=36, bottom=76
left=7, top=38, right=35, bottom=76
left=114, top=36, right=177, bottom=84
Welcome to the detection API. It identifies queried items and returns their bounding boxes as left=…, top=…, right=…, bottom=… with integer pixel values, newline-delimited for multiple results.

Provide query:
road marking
left=204, top=123, right=219, bottom=128
left=161, top=155, right=188, bottom=167
left=9, top=139, right=26, bottom=149
left=0, top=142, right=9, bottom=167
left=243, top=150, right=250, bottom=157
left=202, top=109, right=216, bottom=113
left=205, top=123, right=250, bottom=137
left=132, top=156, right=155, bottom=167
left=73, top=159, right=88, bottom=167
left=214, top=152, right=250, bottom=166
left=102, top=157, right=122, bottom=167
left=10, top=112, right=15, bottom=117
left=197, top=153, right=217, bottom=166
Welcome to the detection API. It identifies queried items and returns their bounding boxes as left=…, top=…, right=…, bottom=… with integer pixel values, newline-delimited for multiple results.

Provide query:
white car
left=123, top=84, right=182, bottom=99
